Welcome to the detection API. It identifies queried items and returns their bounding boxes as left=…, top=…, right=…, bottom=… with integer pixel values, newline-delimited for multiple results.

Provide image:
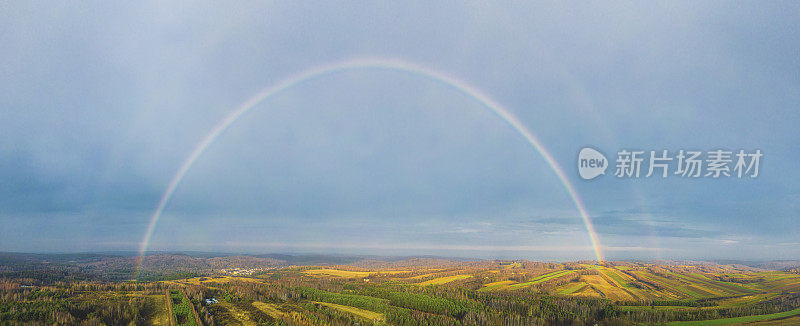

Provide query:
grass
left=419, top=274, right=472, bottom=286
left=664, top=307, right=800, bottom=325
left=314, top=301, right=385, bottom=322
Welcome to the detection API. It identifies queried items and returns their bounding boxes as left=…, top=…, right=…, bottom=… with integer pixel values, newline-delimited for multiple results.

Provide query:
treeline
left=0, top=269, right=104, bottom=283
left=138, top=271, right=201, bottom=282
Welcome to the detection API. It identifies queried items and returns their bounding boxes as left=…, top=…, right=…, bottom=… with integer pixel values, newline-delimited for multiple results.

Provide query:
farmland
left=2, top=253, right=800, bottom=325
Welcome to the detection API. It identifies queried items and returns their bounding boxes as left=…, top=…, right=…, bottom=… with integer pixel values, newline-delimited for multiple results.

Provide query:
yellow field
left=219, top=301, right=258, bottom=326
left=582, top=274, right=635, bottom=301
left=314, top=301, right=385, bottom=322
left=479, top=280, right=515, bottom=291
left=484, top=280, right=514, bottom=287
left=419, top=274, right=473, bottom=286
left=252, top=301, right=287, bottom=318
left=146, top=294, right=172, bottom=325
left=164, top=275, right=265, bottom=289
left=572, top=284, right=603, bottom=298
left=303, top=268, right=408, bottom=278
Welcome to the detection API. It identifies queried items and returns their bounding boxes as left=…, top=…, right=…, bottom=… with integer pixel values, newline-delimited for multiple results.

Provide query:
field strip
left=671, top=274, right=727, bottom=296
left=556, top=282, right=586, bottom=295
left=618, top=285, right=643, bottom=301
left=508, top=270, right=574, bottom=289
left=252, top=301, right=287, bottom=319
left=580, top=264, right=603, bottom=270
left=219, top=301, right=258, bottom=326
left=632, top=272, right=681, bottom=299
left=678, top=273, right=752, bottom=296
left=665, top=307, right=800, bottom=325
left=479, top=280, right=515, bottom=291
left=660, top=272, right=718, bottom=298
left=419, top=274, right=472, bottom=286
left=146, top=294, right=171, bottom=325
left=687, top=273, right=758, bottom=294
left=314, top=301, right=385, bottom=322
left=712, top=294, right=773, bottom=308
left=639, top=272, right=703, bottom=299
left=597, top=269, right=642, bottom=299
left=601, top=269, right=629, bottom=286
left=164, top=290, right=176, bottom=326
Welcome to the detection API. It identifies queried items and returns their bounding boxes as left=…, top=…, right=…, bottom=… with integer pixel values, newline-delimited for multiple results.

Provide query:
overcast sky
left=1, top=1, right=798, bottom=261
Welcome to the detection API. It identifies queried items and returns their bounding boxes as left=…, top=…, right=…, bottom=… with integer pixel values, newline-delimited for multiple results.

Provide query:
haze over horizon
left=1, top=2, right=799, bottom=261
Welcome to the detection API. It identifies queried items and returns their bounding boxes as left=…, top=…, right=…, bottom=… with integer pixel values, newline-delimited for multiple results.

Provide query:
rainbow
left=136, top=57, right=603, bottom=278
